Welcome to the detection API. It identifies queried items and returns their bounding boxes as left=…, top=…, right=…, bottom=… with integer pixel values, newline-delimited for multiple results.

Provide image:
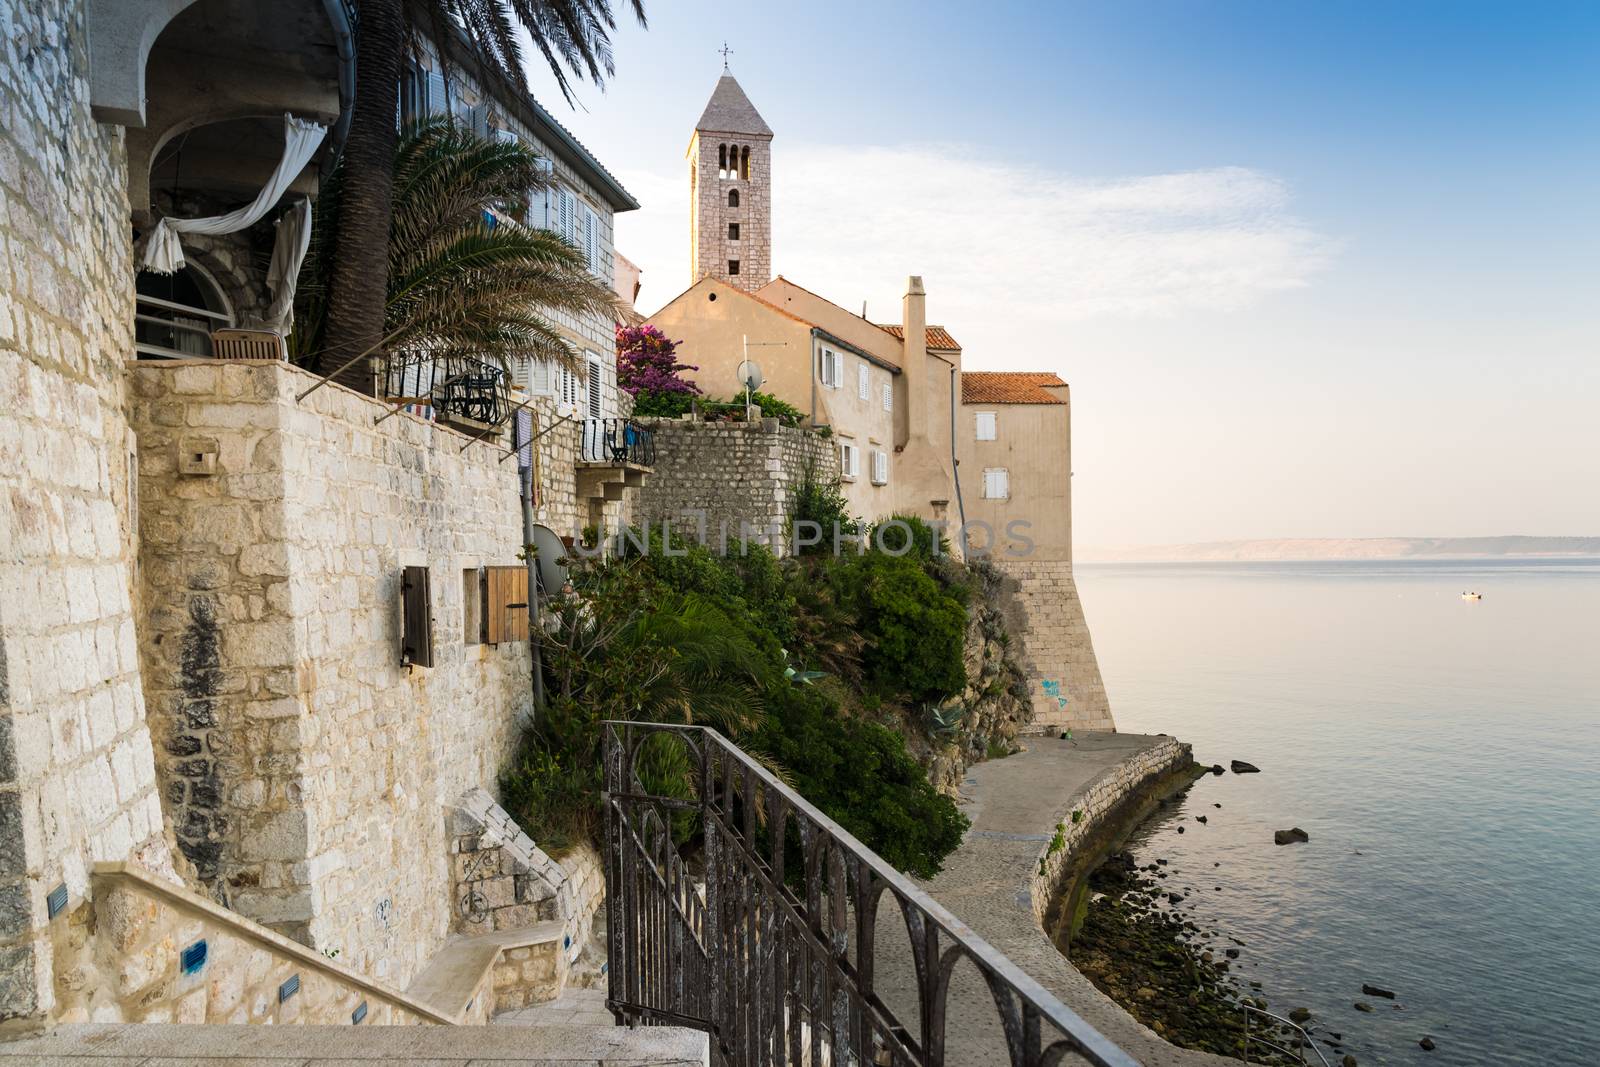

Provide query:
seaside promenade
left=875, top=734, right=1236, bottom=1067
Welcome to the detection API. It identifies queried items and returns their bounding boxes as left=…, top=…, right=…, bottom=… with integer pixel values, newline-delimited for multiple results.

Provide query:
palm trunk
left=321, top=0, right=405, bottom=394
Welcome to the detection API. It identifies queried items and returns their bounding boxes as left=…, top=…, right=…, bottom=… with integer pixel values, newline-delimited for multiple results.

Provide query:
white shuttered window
left=882, top=383, right=893, bottom=412
left=858, top=363, right=869, bottom=399
left=982, top=468, right=1010, bottom=500
left=839, top=441, right=858, bottom=479
left=871, top=450, right=888, bottom=485
left=975, top=412, right=997, bottom=441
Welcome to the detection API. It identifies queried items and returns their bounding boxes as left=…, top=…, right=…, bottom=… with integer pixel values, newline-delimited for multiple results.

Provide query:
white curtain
left=141, top=113, right=327, bottom=276
left=260, top=197, right=312, bottom=331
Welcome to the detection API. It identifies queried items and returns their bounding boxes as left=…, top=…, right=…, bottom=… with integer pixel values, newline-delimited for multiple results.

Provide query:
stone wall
left=1029, top=736, right=1191, bottom=925
left=632, top=419, right=838, bottom=556
left=445, top=789, right=604, bottom=967
left=993, top=559, right=1114, bottom=733
left=130, top=359, right=532, bottom=989
left=50, top=862, right=447, bottom=1026
left=0, top=0, right=176, bottom=1024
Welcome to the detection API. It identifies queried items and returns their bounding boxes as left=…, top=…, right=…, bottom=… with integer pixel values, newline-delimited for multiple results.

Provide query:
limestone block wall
left=130, top=360, right=533, bottom=989
left=49, top=862, right=447, bottom=1026
left=1029, top=736, right=1191, bottom=924
left=446, top=789, right=604, bottom=965
left=992, top=559, right=1114, bottom=733
left=632, top=419, right=839, bottom=556
left=0, top=0, right=176, bottom=1025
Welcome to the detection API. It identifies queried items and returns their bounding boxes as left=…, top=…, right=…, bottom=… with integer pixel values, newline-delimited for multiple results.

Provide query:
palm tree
left=320, top=0, right=647, bottom=390
left=292, top=117, right=619, bottom=377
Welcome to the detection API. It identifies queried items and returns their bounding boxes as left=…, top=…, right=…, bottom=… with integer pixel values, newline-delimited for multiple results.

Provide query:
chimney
left=902, top=275, right=927, bottom=440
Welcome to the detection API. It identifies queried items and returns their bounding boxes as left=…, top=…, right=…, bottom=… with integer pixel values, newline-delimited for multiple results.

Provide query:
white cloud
left=617, top=143, right=1334, bottom=351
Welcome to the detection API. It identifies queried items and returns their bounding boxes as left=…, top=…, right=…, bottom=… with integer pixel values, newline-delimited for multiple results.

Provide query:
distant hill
left=1077, top=536, right=1600, bottom=563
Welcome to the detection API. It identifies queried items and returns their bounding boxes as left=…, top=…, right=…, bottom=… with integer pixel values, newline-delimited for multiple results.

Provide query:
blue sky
left=524, top=1, right=1600, bottom=546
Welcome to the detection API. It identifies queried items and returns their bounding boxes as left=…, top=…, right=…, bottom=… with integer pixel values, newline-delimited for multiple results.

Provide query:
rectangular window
left=463, top=568, right=484, bottom=643
left=728, top=222, right=740, bottom=240
left=871, top=450, right=888, bottom=485
left=586, top=354, right=604, bottom=418
left=882, top=382, right=893, bottom=412
left=858, top=363, right=869, bottom=400
left=982, top=468, right=1010, bottom=500
left=728, top=259, right=741, bottom=275
left=975, top=411, right=997, bottom=441
left=583, top=205, right=599, bottom=273
left=839, top=441, right=859, bottom=479
left=820, top=348, right=841, bottom=389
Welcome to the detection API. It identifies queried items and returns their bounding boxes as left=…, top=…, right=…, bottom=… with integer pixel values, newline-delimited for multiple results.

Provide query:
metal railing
left=383, top=353, right=510, bottom=428
left=581, top=417, right=655, bottom=466
left=1243, top=1005, right=1330, bottom=1066
left=602, top=721, right=1137, bottom=1067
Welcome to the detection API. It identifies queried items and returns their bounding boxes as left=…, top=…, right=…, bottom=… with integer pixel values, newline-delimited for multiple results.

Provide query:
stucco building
left=646, top=71, right=1113, bottom=735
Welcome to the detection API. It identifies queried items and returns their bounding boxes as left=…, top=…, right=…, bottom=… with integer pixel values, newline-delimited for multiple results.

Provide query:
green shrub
left=631, top=389, right=696, bottom=418
left=848, top=551, right=967, bottom=702
left=750, top=390, right=806, bottom=426
left=755, top=686, right=968, bottom=878
left=792, top=462, right=859, bottom=554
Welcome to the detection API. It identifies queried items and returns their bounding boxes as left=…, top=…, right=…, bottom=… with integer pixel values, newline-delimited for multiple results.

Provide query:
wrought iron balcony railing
left=384, top=353, right=510, bottom=430
left=602, top=721, right=1137, bottom=1067
left=581, top=417, right=655, bottom=466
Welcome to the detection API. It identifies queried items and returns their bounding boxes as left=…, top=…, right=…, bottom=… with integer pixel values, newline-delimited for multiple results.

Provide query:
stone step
left=0, top=1022, right=708, bottom=1065
left=405, top=922, right=567, bottom=1023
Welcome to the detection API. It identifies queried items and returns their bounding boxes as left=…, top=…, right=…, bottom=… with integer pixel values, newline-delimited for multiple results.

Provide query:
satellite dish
left=736, top=359, right=764, bottom=393
left=530, top=524, right=570, bottom=594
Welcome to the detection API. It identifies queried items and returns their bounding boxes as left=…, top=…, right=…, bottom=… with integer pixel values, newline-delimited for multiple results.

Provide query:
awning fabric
left=140, top=112, right=326, bottom=278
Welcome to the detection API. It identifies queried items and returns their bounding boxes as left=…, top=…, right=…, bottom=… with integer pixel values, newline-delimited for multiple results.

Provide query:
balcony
left=601, top=721, right=1137, bottom=1067
left=576, top=417, right=654, bottom=510
left=384, top=353, right=511, bottom=437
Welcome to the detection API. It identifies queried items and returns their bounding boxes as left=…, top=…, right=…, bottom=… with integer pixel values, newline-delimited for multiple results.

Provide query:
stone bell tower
left=688, top=65, right=772, bottom=291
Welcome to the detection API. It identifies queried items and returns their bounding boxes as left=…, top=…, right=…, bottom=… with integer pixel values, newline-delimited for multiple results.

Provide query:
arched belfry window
left=728, top=189, right=740, bottom=208
left=135, top=264, right=234, bottom=358
left=717, top=143, right=728, bottom=179
left=740, top=145, right=750, bottom=180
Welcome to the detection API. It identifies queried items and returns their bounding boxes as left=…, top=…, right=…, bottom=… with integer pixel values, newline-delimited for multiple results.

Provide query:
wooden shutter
left=401, top=566, right=434, bottom=667
left=583, top=206, right=599, bottom=271
left=882, top=382, right=893, bottom=412
left=484, top=566, right=530, bottom=644
left=975, top=412, right=996, bottom=441
left=858, top=363, right=869, bottom=399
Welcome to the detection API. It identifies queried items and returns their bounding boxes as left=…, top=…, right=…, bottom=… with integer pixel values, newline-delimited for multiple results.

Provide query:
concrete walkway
left=875, top=733, right=1235, bottom=1067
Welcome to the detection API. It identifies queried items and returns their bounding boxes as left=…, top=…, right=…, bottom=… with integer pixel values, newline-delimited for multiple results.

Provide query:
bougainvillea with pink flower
left=616, top=324, right=700, bottom=398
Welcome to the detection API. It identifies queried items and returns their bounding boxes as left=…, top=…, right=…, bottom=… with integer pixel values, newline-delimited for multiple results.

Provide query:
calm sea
left=1074, top=558, right=1600, bottom=1067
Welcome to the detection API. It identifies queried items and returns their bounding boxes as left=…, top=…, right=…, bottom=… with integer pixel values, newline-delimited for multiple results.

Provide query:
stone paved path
left=493, top=986, right=616, bottom=1029
left=873, top=733, right=1237, bottom=1067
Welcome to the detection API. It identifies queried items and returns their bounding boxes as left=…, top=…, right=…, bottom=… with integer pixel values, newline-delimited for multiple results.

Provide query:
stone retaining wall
left=1029, top=736, right=1191, bottom=924
left=632, top=419, right=837, bottom=556
left=49, top=863, right=447, bottom=1026
left=130, top=360, right=531, bottom=989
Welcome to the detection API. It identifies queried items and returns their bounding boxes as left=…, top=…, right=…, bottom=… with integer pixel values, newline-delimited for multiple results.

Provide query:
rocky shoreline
left=1070, top=849, right=1317, bottom=1064
left=1057, top=778, right=1376, bottom=1067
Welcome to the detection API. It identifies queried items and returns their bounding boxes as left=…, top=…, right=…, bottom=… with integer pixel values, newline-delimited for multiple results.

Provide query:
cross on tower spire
left=718, top=42, right=732, bottom=71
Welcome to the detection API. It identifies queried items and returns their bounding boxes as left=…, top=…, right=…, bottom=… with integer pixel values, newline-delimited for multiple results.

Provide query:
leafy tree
left=293, top=118, right=618, bottom=371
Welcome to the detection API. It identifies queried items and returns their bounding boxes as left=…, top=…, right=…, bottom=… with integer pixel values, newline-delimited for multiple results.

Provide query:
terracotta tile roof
left=961, top=372, right=1067, bottom=405
left=876, top=324, right=962, bottom=351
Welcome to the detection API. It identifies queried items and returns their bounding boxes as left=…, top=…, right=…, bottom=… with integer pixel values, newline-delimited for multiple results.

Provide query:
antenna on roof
left=719, top=42, right=733, bottom=72
left=861, top=300, right=867, bottom=319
